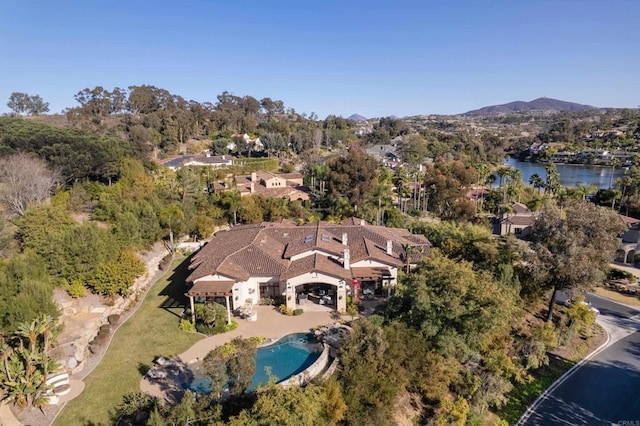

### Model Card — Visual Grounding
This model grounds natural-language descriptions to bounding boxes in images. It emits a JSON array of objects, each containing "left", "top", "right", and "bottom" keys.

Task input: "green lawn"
[
  {"left": 54, "top": 255, "right": 203, "bottom": 426},
  {"left": 496, "top": 354, "right": 576, "bottom": 424}
]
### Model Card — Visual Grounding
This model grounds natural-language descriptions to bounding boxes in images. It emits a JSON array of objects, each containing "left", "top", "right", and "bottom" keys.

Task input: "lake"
[{"left": 504, "top": 157, "right": 628, "bottom": 189}]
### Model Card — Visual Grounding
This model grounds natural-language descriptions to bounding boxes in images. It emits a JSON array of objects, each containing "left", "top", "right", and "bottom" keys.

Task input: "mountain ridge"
[{"left": 464, "top": 97, "right": 599, "bottom": 115}]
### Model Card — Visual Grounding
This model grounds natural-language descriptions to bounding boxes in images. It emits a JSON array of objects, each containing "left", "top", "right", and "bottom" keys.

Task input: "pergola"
[{"left": 185, "top": 280, "right": 234, "bottom": 325}]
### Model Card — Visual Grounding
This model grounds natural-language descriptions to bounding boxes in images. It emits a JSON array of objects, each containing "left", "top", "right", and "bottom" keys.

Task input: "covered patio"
[
  {"left": 351, "top": 266, "right": 393, "bottom": 299},
  {"left": 185, "top": 280, "right": 234, "bottom": 325}
]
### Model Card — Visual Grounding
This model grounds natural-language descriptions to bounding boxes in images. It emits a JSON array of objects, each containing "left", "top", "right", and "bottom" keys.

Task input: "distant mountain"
[
  {"left": 464, "top": 97, "right": 599, "bottom": 115},
  {"left": 348, "top": 113, "right": 368, "bottom": 121}
]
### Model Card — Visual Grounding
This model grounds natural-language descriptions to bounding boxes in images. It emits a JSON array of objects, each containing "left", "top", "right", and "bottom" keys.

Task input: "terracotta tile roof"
[
  {"left": 619, "top": 214, "right": 640, "bottom": 226},
  {"left": 187, "top": 219, "right": 431, "bottom": 284},
  {"left": 351, "top": 267, "right": 392, "bottom": 280},
  {"left": 503, "top": 215, "right": 536, "bottom": 226},
  {"left": 281, "top": 254, "right": 352, "bottom": 281}
]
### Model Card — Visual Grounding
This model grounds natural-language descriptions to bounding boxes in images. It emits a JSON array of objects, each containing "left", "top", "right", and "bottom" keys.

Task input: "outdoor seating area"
[
  {"left": 44, "top": 372, "right": 71, "bottom": 405},
  {"left": 235, "top": 299, "right": 257, "bottom": 321}
]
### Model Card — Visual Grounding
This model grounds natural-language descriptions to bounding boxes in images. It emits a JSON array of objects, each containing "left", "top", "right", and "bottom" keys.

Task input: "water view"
[{"left": 504, "top": 157, "right": 628, "bottom": 189}]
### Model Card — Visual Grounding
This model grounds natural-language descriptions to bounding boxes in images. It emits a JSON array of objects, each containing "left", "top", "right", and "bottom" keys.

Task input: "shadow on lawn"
[{"left": 157, "top": 253, "right": 197, "bottom": 317}]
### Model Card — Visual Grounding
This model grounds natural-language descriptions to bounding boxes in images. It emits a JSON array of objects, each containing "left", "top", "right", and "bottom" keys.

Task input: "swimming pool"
[
  {"left": 251, "top": 332, "right": 323, "bottom": 387},
  {"left": 186, "top": 332, "right": 323, "bottom": 393}
]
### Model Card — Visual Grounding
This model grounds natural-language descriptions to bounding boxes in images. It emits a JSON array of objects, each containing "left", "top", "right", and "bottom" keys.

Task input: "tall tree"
[
  {"left": 7, "top": 92, "right": 49, "bottom": 116},
  {"left": 527, "top": 200, "right": 625, "bottom": 321},
  {"left": 0, "top": 154, "right": 61, "bottom": 216}
]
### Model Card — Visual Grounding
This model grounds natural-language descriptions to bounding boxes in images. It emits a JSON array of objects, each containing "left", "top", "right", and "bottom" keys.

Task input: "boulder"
[{"left": 66, "top": 357, "right": 78, "bottom": 370}]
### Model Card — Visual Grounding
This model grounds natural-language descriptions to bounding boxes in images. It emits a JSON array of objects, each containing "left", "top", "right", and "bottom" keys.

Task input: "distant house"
[
  {"left": 365, "top": 144, "right": 402, "bottom": 169},
  {"left": 160, "top": 155, "right": 233, "bottom": 171},
  {"left": 211, "top": 171, "right": 310, "bottom": 202},
  {"left": 493, "top": 202, "right": 536, "bottom": 238}
]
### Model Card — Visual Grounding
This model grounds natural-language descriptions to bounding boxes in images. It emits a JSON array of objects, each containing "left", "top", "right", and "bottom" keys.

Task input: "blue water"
[
  {"left": 505, "top": 157, "right": 627, "bottom": 189},
  {"left": 186, "top": 332, "right": 322, "bottom": 394},
  {"left": 251, "top": 333, "right": 321, "bottom": 388}
]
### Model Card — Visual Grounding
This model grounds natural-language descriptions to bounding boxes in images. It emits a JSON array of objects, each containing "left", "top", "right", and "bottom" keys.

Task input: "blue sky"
[{"left": 1, "top": 0, "right": 638, "bottom": 118}]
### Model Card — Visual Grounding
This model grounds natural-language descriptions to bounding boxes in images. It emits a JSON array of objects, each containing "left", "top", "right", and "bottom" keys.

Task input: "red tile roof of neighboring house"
[
  {"left": 503, "top": 215, "right": 536, "bottom": 226},
  {"left": 619, "top": 214, "right": 640, "bottom": 226}
]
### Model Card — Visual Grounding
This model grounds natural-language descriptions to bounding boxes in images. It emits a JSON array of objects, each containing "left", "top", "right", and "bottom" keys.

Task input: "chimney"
[
  {"left": 250, "top": 182, "right": 255, "bottom": 194},
  {"left": 360, "top": 219, "right": 366, "bottom": 226},
  {"left": 251, "top": 172, "right": 257, "bottom": 182},
  {"left": 342, "top": 232, "right": 348, "bottom": 245},
  {"left": 343, "top": 249, "right": 350, "bottom": 270},
  {"left": 386, "top": 240, "right": 393, "bottom": 255}
]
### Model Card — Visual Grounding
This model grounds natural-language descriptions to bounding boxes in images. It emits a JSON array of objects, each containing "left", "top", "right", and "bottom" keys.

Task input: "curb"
[{"left": 515, "top": 321, "right": 611, "bottom": 425}]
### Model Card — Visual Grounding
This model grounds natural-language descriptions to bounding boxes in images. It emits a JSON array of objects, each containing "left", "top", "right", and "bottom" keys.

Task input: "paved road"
[{"left": 522, "top": 294, "right": 640, "bottom": 425}]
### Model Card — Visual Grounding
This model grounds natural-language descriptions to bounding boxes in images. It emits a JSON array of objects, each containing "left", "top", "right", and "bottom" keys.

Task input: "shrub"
[
  {"left": 65, "top": 279, "right": 86, "bottom": 298},
  {"left": 278, "top": 304, "right": 293, "bottom": 316},
  {"left": 607, "top": 268, "right": 635, "bottom": 282},
  {"left": 259, "top": 297, "right": 275, "bottom": 305},
  {"left": 159, "top": 254, "right": 173, "bottom": 271},
  {"left": 293, "top": 308, "right": 304, "bottom": 316},
  {"left": 107, "top": 314, "right": 120, "bottom": 325},
  {"left": 179, "top": 319, "right": 196, "bottom": 333}
]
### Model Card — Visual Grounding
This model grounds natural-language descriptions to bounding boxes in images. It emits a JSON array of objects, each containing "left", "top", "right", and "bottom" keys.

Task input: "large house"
[
  {"left": 160, "top": 154, "right": 233, "bottom": 171},
  {"left": 185, "top": 218, "right": 430, "bottom": 323},
  {"left": 211, "top": 171, "right": 310, "bottom": 202}
]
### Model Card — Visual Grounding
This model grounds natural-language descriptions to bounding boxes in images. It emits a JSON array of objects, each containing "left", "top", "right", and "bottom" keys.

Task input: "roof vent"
[
  {"left": 321, "top": 234, "right": 330, "bottom": 242},
  {"left": 304, "top": 234, "right": 314, "bottom": 244}
]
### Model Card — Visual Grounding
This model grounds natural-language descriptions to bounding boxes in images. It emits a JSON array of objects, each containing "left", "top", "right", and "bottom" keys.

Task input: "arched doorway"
[
  {"left": 627, "top": 250, "right": 636, "bottom": 264},
  {"left": 296, "top": 283, "right": 336, "bottom": 310}
]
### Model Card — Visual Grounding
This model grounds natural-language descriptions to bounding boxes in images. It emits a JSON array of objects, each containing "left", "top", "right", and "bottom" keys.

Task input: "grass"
[
  {"left": 54, "top": 255, "right": 203, "bottom": 426},
  {"left": 593, "top": 287, "right": 640, "bottom": 307},
  {"left": 497, "top": 354, "right": 576, "bottom": 425}
]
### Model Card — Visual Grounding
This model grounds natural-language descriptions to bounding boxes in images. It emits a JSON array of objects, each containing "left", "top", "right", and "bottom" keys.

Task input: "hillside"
[
  {"left": 348, "top": 113, "right": 368, "bottom": 121},
  {"left": 464, "top": 97, "right": 599, "bottom": 115}
]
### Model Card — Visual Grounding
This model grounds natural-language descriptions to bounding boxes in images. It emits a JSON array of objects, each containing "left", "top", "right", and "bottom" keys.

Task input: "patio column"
[
  {"left": 225, "top": 295, "right": 232, "bottom": 325},
  {"left": 189, "top": 295, "right": 196, "bottom": 325},
  {"left": 286, "top": 281, "right": 296, "bottom": 311}
]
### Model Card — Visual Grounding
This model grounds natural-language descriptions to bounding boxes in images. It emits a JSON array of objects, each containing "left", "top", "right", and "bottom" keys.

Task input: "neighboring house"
[
  {"left": 185, "top": 218, "right": 430, "bottom": 323},
  {"left": 211, "top": 171, "right": 311, "bottom": 202},
  {"left": 493, "top": 202, "right": 536, "bottom": 238},
  {"left": 160, "top": 155, "right": 233, "bottom": 171},
  {"left": 615, "top": 215, "right": 640, "bottom": 264},
  {"left": 365, "top": 144, "right": 402, "bottom": 169}
]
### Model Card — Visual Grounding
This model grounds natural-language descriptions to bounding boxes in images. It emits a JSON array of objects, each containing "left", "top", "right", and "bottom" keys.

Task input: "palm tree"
[
  {"left": 529, "top": 174, "right": 545, "bottom": 195},
  {"left": 609, "top": 157, "right": 621, "bottom": 189},
  {"left": 508, "top": 168, "right": 524, "bottom": 202},
  {"left": 575, "top": 182, "right": 597, "bottom": 201}
]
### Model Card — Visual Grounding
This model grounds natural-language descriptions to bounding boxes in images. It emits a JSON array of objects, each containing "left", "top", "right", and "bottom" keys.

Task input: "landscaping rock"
[{"left": 66, "top": 357, "right": 78, "bottom": 370}]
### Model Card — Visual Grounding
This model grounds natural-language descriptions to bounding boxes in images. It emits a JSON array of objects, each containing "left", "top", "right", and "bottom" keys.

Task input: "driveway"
[{"left": 520, "top": 294, "right": 640, "bottom": 425}]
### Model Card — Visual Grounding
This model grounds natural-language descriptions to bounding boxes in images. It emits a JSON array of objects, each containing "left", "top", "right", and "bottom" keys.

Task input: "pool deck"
[{"left": 140, "top": 305, "right": 346, "bottom": 400}]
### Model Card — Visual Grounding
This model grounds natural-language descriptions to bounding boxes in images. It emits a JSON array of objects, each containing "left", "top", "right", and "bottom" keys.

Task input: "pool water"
[
  {"left": 186, "top": 332, "right": 322, "bottom": 393},
  {"left": 251, "top": 332, "right": 322, "bottom": 388}
]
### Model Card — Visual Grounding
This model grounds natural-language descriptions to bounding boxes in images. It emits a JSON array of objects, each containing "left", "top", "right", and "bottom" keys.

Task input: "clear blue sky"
[{"left": 1, "top": 0, "right": 638, "bottom": 118}]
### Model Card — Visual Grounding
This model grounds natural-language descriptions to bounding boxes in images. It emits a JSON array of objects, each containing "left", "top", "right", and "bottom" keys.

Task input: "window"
[
  {"left": 514, "top": 228, "right": 522, "bottom": 235},
  {"left": 260, "top": 282, "right": 280, "bottom": 298}
]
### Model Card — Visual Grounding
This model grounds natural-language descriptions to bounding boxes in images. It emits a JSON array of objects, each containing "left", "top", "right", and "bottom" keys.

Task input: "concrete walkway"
[
  {"left": 140, "top": 305, "right": 347, "bottom": 399},
  {"left": 179, "top": 306, "right": 341, "bottom": 363}
]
